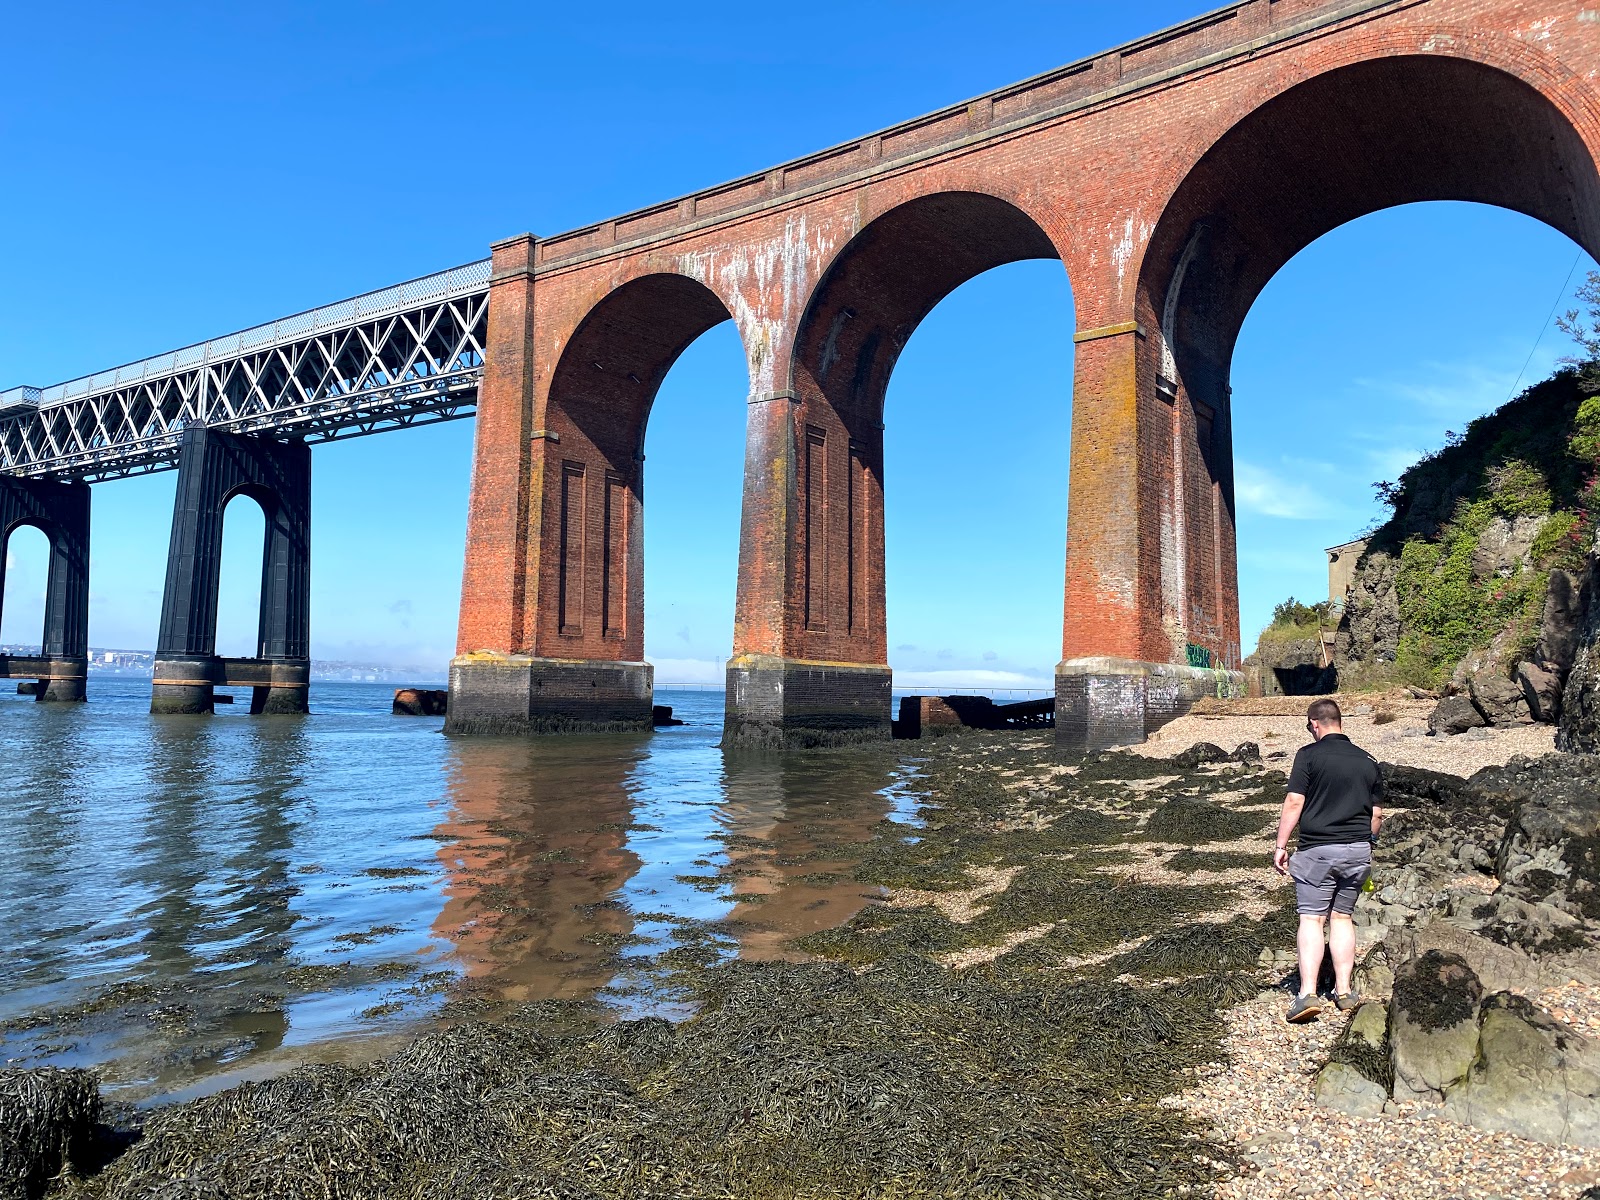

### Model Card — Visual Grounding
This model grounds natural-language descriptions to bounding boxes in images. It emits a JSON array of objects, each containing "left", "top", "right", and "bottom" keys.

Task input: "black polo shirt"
[{"left": 1286, "top": 733, "right": 1382, "bottom": 849}]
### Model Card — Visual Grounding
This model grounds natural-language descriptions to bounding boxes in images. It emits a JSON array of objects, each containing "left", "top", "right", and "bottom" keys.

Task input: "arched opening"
[
  {"left": 0, "top": 523, "right": 51, "bottom": 656},
  {"left": 214, "top": 490, "right": 269, "bottom": 662},
  {"left": 1139, "top": 53, "right": 1600, "bottom": 672},
  {"left": 541, "top": 274, "right": 743, "bottom": 675},
  {"left": 1231, "top": 202, "right": 1598, "bottom": 641},
  {"left": 787, "top": 192, "right": 1070, "bottom": 681}
]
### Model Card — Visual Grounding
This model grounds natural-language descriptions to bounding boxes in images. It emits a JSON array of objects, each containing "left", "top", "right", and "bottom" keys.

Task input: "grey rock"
[
  {"left": 1518, "top": 659, "right": 1565, "bottom": 724},
  {"left": 1169, "top": 742, "right": 1230, "bottom": 768},
  {"left": 1428, "top": 695, "right": 1486, "bottom": 736},
  {"left": 1495, "top": 766, "right": 1600, "bottom": 927},
  {"left": 1336, "top": 549, "right": 1400, "bottom": 666},
  {"left": 1316, "top": 1061, "right": 1388, "bottom": 1117},
  {"left": 1315, "top": 1001, "right": 1392, "bottom": 1117},
  {"left": 1560, "top": 544, "right": 1600, "bottom": 753},
  {"left": 1390, "top": 950, "right": 1483, "bottom": 1102},
  {"left": 1472, "top": 514, "right": 1546, "bottom": 580},
  {"left": 1348, "top": 1000, "right": 1389, "bottom": 1051},
  {"left": 1538, "top": 567, "right": 1586, "bottom": 672},
  {"left": 1232, "top": 741, "right": 1263, "bottom": 766},
  {"left": 1469, "top": 668, "right": 1533, "bottom": 727},
  {"left": 1352, "top": 944, "right": 1394, "bottom": 999},
  {"left": 1443, "top": 993, "right": 1600, "bottom": 1148},
  {"left": 1385, "top": 918, "right": 1600, "bottom": 993}
]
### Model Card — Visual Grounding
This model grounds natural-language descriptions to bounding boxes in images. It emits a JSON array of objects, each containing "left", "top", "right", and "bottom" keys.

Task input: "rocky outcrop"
[
  {"left": 1317, "top": 750, "right": 1600, "bottom": 1145},
  {"left": 1444, "top": 993, "right": 1600, "bottom": 1147},
  {"left": 1337, "top": 548, "right": 1400, "bottom": 665},
  {"left": 1560, "top": 540, "right": 1600, "bottom": 752}
]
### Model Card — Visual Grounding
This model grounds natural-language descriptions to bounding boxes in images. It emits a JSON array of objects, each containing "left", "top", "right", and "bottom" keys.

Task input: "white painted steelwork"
[{"left": 0, "top": 260, "right": 490, "bottom": 481}]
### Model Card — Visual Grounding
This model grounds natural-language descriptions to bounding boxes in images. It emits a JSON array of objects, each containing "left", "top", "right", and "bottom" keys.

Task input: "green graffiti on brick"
[{"left": 1185, "top": 644, "right": 1213, "bottom": 669}]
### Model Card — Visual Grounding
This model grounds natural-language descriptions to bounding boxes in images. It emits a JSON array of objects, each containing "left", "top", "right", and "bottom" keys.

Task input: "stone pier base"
[
  {"left": 445, "top": 654, "right": 653, "bottom": 736},
  {"left": 1056, "top": 657, "right": 1243, "bottom": 753},
  {"left": 723, "top": 655, "right": 892, "bottom": 749}
]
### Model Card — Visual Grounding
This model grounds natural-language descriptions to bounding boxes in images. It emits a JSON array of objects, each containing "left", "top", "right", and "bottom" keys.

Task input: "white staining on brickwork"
[{"left": 679, "top": 214, "right": 847, "bottom": 397}]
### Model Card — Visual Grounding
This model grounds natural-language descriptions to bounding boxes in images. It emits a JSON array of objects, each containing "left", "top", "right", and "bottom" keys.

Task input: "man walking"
[{"left": 1271, "top": 698, "right": 1383, "bottom": 1023}]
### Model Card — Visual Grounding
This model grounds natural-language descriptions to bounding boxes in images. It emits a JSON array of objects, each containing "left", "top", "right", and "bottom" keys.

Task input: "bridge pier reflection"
[
  {"left": 0, "top": 477, "right": 90, "bottom": 701},
  {"left": 151, "top": 426, "right": 311, "bottom": 715}
]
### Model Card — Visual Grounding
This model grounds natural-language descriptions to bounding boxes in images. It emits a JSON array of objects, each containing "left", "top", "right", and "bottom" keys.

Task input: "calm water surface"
[{"left": 0, "top": 681, "right": 919, "bottom": 1102}]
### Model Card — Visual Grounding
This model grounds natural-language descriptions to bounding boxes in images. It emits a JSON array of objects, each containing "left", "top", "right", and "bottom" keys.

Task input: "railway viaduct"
[{"left": 4, "top": 0, "right": 1600, "bottom": 748}]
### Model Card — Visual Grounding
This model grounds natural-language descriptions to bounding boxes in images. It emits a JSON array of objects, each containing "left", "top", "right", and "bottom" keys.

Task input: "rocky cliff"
[{"left": 1334, "top": 370, "right": 1600, "bottom": 732}]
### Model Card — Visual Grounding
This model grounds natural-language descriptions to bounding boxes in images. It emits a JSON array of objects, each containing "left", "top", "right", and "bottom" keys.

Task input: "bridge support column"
[
  {"left": 1055, "top": 319, "right": 1241, "bottom": 753},
  {"left": 721, "top": 390, "right": 892, "bottom": 750},
  {"left": 0, "top": 478, "right": 90, "bottom": 701},
  {"left": 447, "top": 234, "right": 654, "bottom": 736},
  {"left": 151, "top": 426, "right": 311, "bottom": 715}
]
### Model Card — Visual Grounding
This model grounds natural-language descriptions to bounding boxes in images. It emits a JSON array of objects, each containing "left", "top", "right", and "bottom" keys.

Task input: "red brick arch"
[
  {"left": 452, "top": 1, "right": 1600, "bottom": 747},
  {"left": 751, "top": 191, "right": 1072, "bottom": 671},
  {"left": 536, "top": 272, "right": 742, "bottom": 662},
  {"left": 1119, "top": 37, "right": 1600, "bottom": 707}
]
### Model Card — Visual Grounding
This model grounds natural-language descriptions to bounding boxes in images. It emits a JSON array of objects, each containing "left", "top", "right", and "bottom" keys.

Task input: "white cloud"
[{"left": 1235, "top": 461, "right": 1341, "bottom": 521}]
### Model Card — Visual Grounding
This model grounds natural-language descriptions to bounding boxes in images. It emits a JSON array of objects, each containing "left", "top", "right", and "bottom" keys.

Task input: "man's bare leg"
[
  {"left": 1297, "top": 914, "right": 1327, "bottom": 996},
  {"left": 1329, "top": 913, "right": 1357, "bottom": 995}
]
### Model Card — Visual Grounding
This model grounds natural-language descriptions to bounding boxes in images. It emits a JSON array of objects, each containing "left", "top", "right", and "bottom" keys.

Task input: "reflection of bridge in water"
[
  {"left": 429, "top": 731, "right": 896, "bottom": 1002},
  {"left": 7, "top": 0, "right": 1599, "bottom": 751}
]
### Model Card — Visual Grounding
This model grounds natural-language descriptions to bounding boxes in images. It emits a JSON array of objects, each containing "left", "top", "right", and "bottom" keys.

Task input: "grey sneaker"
[
  {"left": 1286, "top": 994, "right": 1324, "bottom": 1024},
  {"left": 1334, "top": 991, "right": 1360, "bottom": 1013}
]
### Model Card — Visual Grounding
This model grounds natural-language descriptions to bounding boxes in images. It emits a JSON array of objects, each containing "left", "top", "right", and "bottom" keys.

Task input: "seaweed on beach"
[
  {"left": 0, "top": 1067, "right": 102, "bottom": 1200},
  {"left": 1143, "top": 795, "right": 1270, "bottom": 843},
  {"left": 59, "top": 955, "right": 1237, "bottom": 1200},
  {"left": 36, "top": 732, "right": 1273, "bottom": 1200}
]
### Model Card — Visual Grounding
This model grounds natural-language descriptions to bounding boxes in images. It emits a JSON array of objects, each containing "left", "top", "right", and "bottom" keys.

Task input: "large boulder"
[
  {"left": 1469, "top": 668, "right": 1533, "bottom": 727},
  {"left": 1561, "top": 541, "right": 1600, "bottom": 753},
  {"left": 1389, "top": 950, "right": 1484, "bottom": 1102},
  {"left": 1444, "top": 993, "right": 1600, "bottom": 1148},
  {"left": 1518, "top": 659, "right": 1566, "bottom": 724},
  {"left": 1472, "top": 514, "right": 1547, "bottom": 580},
  {"left": 1538, "top": 567, "right": 1586, "bottom": 672},
  {"left": 1428, "top": 694, "right": 1485, "bottom": 736}
]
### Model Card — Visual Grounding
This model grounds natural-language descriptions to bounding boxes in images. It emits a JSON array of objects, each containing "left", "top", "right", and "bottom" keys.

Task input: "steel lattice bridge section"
[{"left": 0, "top": 259, "right": 490, "bottom": 482}]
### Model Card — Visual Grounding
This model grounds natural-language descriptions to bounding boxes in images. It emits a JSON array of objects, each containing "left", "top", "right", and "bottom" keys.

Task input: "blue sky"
[{"left": 1, "top": 2, "right": 1592, "bottom": 684}]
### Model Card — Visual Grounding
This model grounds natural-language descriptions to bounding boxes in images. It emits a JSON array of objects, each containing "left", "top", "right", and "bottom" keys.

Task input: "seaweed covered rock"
[
  {"left": 1493, "top": 759, "right": 1600, "bottom": 931},
  {"left": 1168, "top": 742, "right": 1231, "bottom": 769},
  {"left": 1144, "top": 794, "right": 1266, "bottom": 843},
  {"left": 1443, "top": 993, "right": 1600, "bottom": 1148},
  {"left": 1390, "top": 950, "right": 1483, "bottom": 1103},
  {"left": 0, "top": 1068, "right": 101, "bottom": 1200}
]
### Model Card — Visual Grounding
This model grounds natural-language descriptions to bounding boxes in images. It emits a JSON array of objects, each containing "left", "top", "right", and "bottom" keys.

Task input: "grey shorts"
[{"left": 1289, "top": 842, "right": 1372, "bottom": 916}]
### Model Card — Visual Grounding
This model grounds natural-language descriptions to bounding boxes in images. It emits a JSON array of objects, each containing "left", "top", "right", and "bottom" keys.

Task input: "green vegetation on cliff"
[{"left": 1353, "top": 368, "right": 1600, "bottom": 687}]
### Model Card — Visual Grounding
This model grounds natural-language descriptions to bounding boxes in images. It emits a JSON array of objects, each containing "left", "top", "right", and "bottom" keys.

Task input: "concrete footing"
[
  {"left": 1055, "top": 657, "right": 1243, "bottom": 753},
  {"left": 37, "top": 657, "right": 88, "bottom": 702},
  {"left": 151, "top": 656, "right": 310, "bottom": 715},
  {"left": 445, "top": 654, "right": 653, "bottom": 736},
  {"left": 723, "top": 655, "right": 892, "bottom": 749}
]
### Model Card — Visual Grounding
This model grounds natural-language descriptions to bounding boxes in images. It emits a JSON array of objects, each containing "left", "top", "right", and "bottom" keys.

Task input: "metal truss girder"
[{"left": 0, "top": 261, "right": 489, "bottom": 483}]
